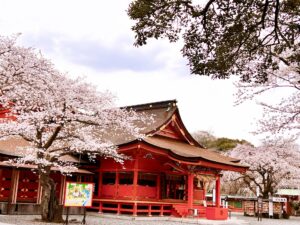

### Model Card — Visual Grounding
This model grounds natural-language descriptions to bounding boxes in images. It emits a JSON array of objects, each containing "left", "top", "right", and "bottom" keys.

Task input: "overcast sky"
[{"left": 0, "top": 0, "right": 265, "bottom": 145}]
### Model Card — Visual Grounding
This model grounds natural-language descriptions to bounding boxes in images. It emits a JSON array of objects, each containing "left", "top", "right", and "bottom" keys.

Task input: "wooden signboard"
[{"left": 64, "top": 182, "right": 94, "bottom": 207}]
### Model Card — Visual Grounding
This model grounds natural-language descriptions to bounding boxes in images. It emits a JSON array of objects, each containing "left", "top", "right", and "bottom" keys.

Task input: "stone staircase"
[
  {"left": 172, "top": 204, "right": 188, "bottom": 217},
  {"left": 172, "top": 204, "right": 206, "bottom": 218}
]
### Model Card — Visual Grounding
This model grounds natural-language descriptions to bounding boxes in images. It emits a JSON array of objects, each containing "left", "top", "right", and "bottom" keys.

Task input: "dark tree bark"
[{"left": 39, "top": 167, "right": 63, "bottom": 223}]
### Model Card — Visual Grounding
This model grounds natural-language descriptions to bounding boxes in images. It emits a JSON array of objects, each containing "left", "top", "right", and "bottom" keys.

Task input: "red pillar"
[
  {"left": 99, "top": 202, "right": 103, "bottom": 214},
  {"left": 187, "top": 173, "right": 194, "bottom": 209},
  {"left": 156, "top": 174, "right": 160, "bottom": 200},
  {"left": 117, "top": 203, "right": 121, "bottom": 215},
  {"left": 148, "top": 205, "right": 152, "bottom": 216},
  {"left": 160, "top": 205, "right": 164, "bottom": 216},
  {"left": 203, "top": 182, "right": 206, "bottom": 201},
  {"left": 115, "top": 172, "right": 119, "bottom": 199},
  {"left": 7, "top": 169, "right": 19, "bottom": 214},
  {"left": 133, "top": 154, "right": 138, "bottom": 200},
  {"left": 133, "top": 169, "right": 138, "bottom": 200},
  {"left": 133, "top": 202, "right": 137, "bottom": 216},
  {"left": 216, "top": 175, "right": 221, "bottom": 207},
  {"left": 98, "top": 172, "right": 102, "bottom": 198},
  {"left": 0, "top": 169, "right": 2, "bottom": 189}
]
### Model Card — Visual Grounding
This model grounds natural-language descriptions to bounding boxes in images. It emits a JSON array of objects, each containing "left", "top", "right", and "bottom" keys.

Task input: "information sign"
[
  {"left": 272, "top": 197, "right": 287, "bottom": 202},
  {"left": 64, "top": 182, "right": 94, "bottom": 207}
]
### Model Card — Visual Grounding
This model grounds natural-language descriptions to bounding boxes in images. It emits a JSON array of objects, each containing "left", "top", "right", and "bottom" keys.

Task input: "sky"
[{"left": 0, "top": 0, "right": 265, "bottom": 145}]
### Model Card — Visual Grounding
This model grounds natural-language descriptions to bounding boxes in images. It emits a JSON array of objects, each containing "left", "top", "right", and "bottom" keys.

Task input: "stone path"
[
  {"left": 0, "top": 213, "right": 299, "bottom": 225},
  {"left": 234, "top": 213, "right": 300, "bottom": 225}
]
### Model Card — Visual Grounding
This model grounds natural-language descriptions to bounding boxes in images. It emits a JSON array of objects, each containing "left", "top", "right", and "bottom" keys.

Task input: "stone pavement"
[
  {"left": 0, "top": 213, "right": 248, "bottom": 225},
  {"left": 96, "top": 212, "right": 249, "bottom": 224},
  {"left": 0, "top": 213, "right": 299, "bottom": 225},
  {"left": 234, "top": 213, "right": 300, "bottom": 225}
]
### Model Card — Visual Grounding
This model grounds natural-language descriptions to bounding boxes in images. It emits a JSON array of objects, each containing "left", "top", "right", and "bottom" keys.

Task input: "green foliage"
[
  {"left": 292, "top": 201, "right": 300, "bottom": 211},
  {"left": 212, "top": 138, "right": 252, "bottom": 151},
  {"left": 192, "top": 131, "right": 252, "bottom": 151},
  {"left": 128, "top": 0, "right": 300, "bottom": 83}
]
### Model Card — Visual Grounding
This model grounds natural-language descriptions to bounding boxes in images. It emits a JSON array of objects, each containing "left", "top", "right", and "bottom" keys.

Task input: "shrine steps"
[{"left": 171, "top": 204, "right": 206, "bottom": 218}]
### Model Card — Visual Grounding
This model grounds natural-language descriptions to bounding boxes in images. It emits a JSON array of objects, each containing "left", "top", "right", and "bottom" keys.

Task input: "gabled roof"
[
  {"left": 117, "top": 100, "right": 248, "bottom": 171},
  {"left": 0, "top": 137, "right": 29, "bottom": 157},
  {"left": 0, "top": 137, "right": 83, "bottom": 163},
  {"left": 116, "top": 99, "right": 202, "bottom": 147},
  {"left": 0, "top": 99, "right": 248, "bottom": 172},
  {"left": 143, "top": 136, "right": 247, "bottom": 170}
]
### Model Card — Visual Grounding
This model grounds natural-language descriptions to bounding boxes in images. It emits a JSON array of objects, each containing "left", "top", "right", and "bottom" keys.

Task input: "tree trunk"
[{"left": 40, "top": 169, "right": 64, "bottom": 222}]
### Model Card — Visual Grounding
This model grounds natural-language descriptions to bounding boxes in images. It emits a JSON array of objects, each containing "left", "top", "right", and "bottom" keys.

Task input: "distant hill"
[{"left": 192, "top": 131, "right": 253, "bottom": 152}]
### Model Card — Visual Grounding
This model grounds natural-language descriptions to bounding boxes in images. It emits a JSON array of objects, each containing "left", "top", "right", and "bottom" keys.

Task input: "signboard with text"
[
  {"left": 64, "top": 182, "right": 94, "bottom": 207},
  {"left": 272, "top": 197, "right": 287, "bottom": 203}
]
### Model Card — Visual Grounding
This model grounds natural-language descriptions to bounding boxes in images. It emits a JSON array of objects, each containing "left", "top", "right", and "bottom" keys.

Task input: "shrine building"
[{"left": 0, "top": 100, "right": 248, "bottom": 220}]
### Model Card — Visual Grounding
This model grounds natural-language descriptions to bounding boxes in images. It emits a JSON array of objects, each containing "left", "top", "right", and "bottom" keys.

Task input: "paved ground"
[
  {"left": 234, "top": 213, "right": 300, "bottom": 225},
  {"left": 0, "top": 213, "right": 299, "bottom": 225}
]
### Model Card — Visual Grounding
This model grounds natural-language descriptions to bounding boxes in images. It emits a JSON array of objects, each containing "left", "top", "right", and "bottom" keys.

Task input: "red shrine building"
[{"left": 0, "top": 100, "right": 248, "bottom": 220}]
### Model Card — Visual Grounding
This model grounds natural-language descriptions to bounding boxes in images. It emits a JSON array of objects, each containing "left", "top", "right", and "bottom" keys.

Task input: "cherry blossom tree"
[
  {"left": 0, "top": 35, "right": 148, "bottom": 222},
  {"left": 235, "top": 47, "right": 300, "bottom": 138},
  {"left": 223, "top": 141, "right": 300, "bottom": 198}
]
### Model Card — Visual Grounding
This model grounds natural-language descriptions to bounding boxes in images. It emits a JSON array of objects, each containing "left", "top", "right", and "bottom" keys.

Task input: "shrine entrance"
[{"left": 161, "top": 174, "right": 186, "bottom": 200}]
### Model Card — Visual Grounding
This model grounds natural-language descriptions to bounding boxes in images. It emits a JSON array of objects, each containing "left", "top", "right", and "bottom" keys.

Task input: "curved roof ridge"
[{"left": 121, "top": 99, "right": 177, "bottom": 111}]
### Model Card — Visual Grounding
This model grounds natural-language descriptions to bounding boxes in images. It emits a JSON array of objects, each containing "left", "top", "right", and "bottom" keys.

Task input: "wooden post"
[
  {"left": 98, "top": 202, "right": 103, "bottom": 214},
  {"left": 10, "top": 169, "right": 19, "bottom": 204},
  {"left": 133, "top": 155, "right": 138, "bottom": 200},
  {"left": 148, "top": 204, "right": 151, "bottom": 216},
  {"left": 185, "top": 174, "right": 188, "bottom": 200},
  {"left": 117, "top": 202, "right": 120, "bottom": 215},
  {"left": 36, "top": 177, "right": 42, "bottom": 204},
  {"left": 7, "top": 169, "right": 19, "bottom": 214},
  {"left": 115, "top": 172, "right": 119, "bottom": 199},
  {"left": 0, "top": 168, "right": 2, "bottom": 188},
  {"left": 160, "top": 205, "right": 164, "bottom": 216},
  {"left": 133, "top": 202, "right": 137, "bottom": 216},
  {"left": 82, "top": 207, "right": 86, "bottom": 225},
  {"left": 215, "top": 175, "right": 221, "bottom": 208},
  {"left": 156, "top": 174, "right": 160, "bottom": 200},
  {"left": 65, "top": 207, "right": 69, "bottom": 225},
  {"left": 187, "top": 173, "right": 194, "bottom": 210},
  {"left": 59, "top": 175, "right": 66, "bottom": 205},
  {"left": 133, "top": 170, "right": 138, "bottom": 199},
  {"left": 98, "top": 172, "right": 102, "bottom": 198}
]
